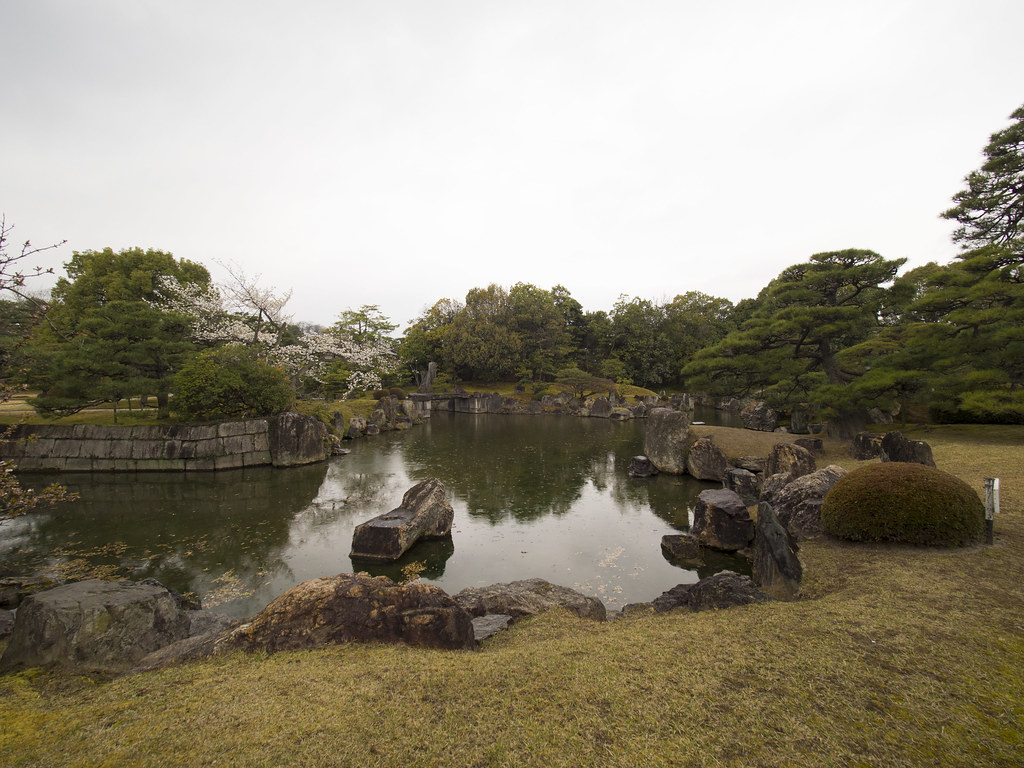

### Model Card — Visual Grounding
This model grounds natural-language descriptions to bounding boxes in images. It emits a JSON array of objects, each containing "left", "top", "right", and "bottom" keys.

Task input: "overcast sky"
[{"left": 4, "top": 1, "right": 1023, "bottom": 330}]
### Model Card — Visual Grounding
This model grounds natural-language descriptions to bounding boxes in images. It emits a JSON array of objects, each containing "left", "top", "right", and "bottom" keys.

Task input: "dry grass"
[{"left": 1, "top": 425, "right": 1022, "bottom": 767}]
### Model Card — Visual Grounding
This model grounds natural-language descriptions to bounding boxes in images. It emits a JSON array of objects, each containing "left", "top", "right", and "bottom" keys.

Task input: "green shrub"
[
  {"left": 372, "top": 389, "right": 387, "bottom": 400},
  {"left": 173, "top": 345, "right": 294, "bottom": 421},
  {"left": 821, "top": 463, "right": 985, "bottom": 546},
  {"left": 389, "top": 386, "right": 406, "bottom": 399}
]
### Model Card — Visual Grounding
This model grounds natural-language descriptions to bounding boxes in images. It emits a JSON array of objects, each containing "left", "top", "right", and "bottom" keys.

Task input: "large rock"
[
  {"left": 351, "top": 478, "right": 454, "bottom": 562},
  {"left": 589, "top": 396, "right": 613, "bottom": 418},
  {"left": 226, "top": 573, "right": 476, "bottom": 652},
  {"left": 660, "top": 533, "right": 704, "bottom": 568},
  {"left": 629, "top": 571, "right": 771, "bottom": 614},
  {"left": 691, "top": 489, "right": 754, "bottom": 552},
  {"left": 741, "top": 401, "right": 778, "bottom": 432},
  {"left": 628, "top": 455, "right": 659, "bottom": 478},
  {"left": 765, "top": 442, "right": 816, "bottom": 480},
  {"left": 643, "top": 407, "right": 691, "bottom": 474},
  {"left": 0, "top": 609, "right": 14, "bottom": 640},
  {"left": 752, "top": 502, "right": 802, "bottom": 600},
  {"left": 722, "top": 467, "right": 761, "bottom": 504},
  {"left": 0, "top": 579, "right": 191, "bottom": 675},
  {"left": 880, "top": 431, "right": 936, "bottom": 467},
  {"left": 686, "top": 571, "right": 771, "bottom": 612},
  {"left": 850, "top": 432, "right": 883, "bottom": 460},
  {"left": 269, "top": 412, "right": 330, "bottom": 467},
  {"left": 686, "top": 435, "right": 728, "bottom": 481},
  {"left": 765, "top": 464, "right": 848, "bottom": 540},
  {"left": 453, "top": 578, "right": 606, "bottom": 622}
]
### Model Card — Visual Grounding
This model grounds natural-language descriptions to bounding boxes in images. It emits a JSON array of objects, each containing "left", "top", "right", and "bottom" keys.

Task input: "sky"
[{"left": 3, "top": 1, "right": 1023, "bottom": 332}]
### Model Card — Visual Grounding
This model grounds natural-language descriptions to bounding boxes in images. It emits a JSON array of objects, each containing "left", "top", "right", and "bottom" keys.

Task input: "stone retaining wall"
[{"left": 0, "top": 412, "right": 329, "bottom": 472}]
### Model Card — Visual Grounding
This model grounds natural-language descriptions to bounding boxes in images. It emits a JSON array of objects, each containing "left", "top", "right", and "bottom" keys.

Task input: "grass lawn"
[{"left": 1, "top": 425, "right": 1022, "bottom": 767}]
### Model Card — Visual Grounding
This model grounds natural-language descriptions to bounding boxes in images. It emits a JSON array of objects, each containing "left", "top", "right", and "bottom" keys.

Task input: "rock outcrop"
[
  {"left": 722, "top": 468, "right": 760, "bottom": 504},
  {"left": 851, "top": 432, "right": 883, "bottom": 460},
  {"left": 691, "top": 489, "right": 755, "bottom": 552},
  {"left": 350, "top": 478, "right": 454, "bottom": 562},
  {"left": 643, "top": 407, "right": 691, "bottom": 474},
  {"left": 453, "top": 578, "right": 606, "bottom": 622}
]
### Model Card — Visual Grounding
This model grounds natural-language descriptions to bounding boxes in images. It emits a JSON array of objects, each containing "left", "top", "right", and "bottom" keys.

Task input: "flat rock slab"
[
  {"left": 472, "top": 614, "right": 514, "bottom": 642},
  {"left": 351, "top": 478, "right": 454, "bottom": 561},
  {"left": 454, "top": 578, "right": 607, "bottom": 622}
]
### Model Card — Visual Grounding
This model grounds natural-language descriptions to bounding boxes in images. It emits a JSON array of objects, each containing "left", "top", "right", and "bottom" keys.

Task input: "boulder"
[
  {"left": 365, "top": 423, "right": 381, "bottom": 436},
  {"left": 643, "top": 407, "right": 692, "bottom": 474},
  {"left": 722, "top": 467, "right": 760, "bottom": 504},
  {"left": 732, "top": 456, "right": 767, "bottom": 474},
  {"left": 765, "top": 464, "right": 848, "bottom": 540},
  {"left": 375, "top": 396, "right": 399, "bottom": 424},
  {"left": 793, "top": 437, "right": 824, "bottom": 455},
  {"left": 628, "top": 455, "right": 659, "bottom": 478},
  {"left": 868, "top": 407, "right": 895, "bottom": 425},
  {"left": 691, "top": 489, "right": 755, "bottom": 552},
  {"left": 269, "top": 412, "right": 330, "bottom": 467},
  {"left": 752, "top": 502, "right": 802, "bottom": 600},
  {"left": 628, "top": 571, "right": 771, "bottom": 614},
  {"left": 0, "top": 609, "right": 13, "bottom": 640},
  {"left": 741, "top": 401, "right": 778, "bottom": 432},
  {"left": 589, "top": 396, "right": 614, "bottom": 418},
  {"left": 686, "top": 435, "right": 728, "bottom": 481},
  {"left": 609, "top": 407, "right": 633, "bottom": 421},
  {"left": 660, "top": 533, "right": 704, "bottom": 568},
  {"left": 851, "top": 432, "right": 883, "bottom": 460},
  {"left": 453, "top": 578, "right": 606, "bottom": 622},
  {"left": 226, "top": 573, "right": 476, "bottom": 653},
  {"left": 0, "top": 579, "right": 191, "bottom": 675},
  {"left": 351, "top": 478, "right": 454, "bottom": 562},
  {"left": 348, "top": 416, "right": 367, "bottom": 439},
  {"left": 880, "top": 431, "right": 936, "bottom": 467},
  {"left": 789, "top": 405, "right": 810, "bottom": 435},
  {"left": 765, "top": 442, "right": 816, "bottom": 480},
  {"left": 686, "top": 571, "right": 772, "bottom": 612}
]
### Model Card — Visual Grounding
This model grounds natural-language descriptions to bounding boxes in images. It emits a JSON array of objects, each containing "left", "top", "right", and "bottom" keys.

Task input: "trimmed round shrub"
[
  {"left": 821, "top": 463, "right": 985, "bottom": 546},
  {"left": 173, "top": 345, "right": 294, "bottom": 421}
]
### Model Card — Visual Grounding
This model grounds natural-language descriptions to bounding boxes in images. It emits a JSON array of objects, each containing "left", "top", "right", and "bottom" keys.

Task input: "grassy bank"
[{"left": 1, "top": 426, "right": 1022, "bottom": 767}]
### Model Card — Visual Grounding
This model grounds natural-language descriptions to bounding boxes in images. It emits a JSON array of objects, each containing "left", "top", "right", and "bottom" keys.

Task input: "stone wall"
[{"left": 0, "top": 412, "right": 329, "bottom": 472}]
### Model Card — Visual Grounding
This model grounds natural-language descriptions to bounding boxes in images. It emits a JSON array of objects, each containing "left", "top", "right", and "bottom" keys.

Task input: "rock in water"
[
  {"left": 351, "top": 478, "right": 454, "bottom": 562},
  {"left": 691, "top": 489, "right": 755, "bottom": 552},
  {"left": 269, "top": 412, "right": 330, "bottom": 467},
  {"left": 454, "top": 578, "right": 606, "bottom": 622},
  {"left": 227, "top": 573, "right": 476, "bottom": 652},
  {"left": 752, "top": 502, "right": 802, "bottom": 600},
  {"left": 628, "top": 455, "right": 659, "bottom": 478},
  {"left": 0, "top": 579, "right": 191, "bottom": 675},
  {"left": 643, "top": 407, "right": 692, "bottom": 474}
]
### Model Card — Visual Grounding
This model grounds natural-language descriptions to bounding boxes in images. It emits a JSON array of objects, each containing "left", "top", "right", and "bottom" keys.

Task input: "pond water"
[{"left": 3, "top": 406, "right": 747, "bottom": 616}]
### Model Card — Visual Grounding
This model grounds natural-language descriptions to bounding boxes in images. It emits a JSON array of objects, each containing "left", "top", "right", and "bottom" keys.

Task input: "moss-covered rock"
[{"left": 821, "top": 463, "right": 985, "bottom": 546}]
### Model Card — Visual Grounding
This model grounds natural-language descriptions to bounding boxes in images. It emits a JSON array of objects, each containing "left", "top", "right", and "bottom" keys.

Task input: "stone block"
[
  {"left": 242, "top": 451, "right": 271, "bottom": 467},
  {"left": 214, "top": 454, "right": 244, "bottom": 471},
  {"left": 185, "top": 458, "right": 217, "bottom": 471},
  {"left": 63, "top": 458, "right": 95, "bottom": 472},
  {"left": 218, "top": 421, "right": 248, "bottom": 438},
  {"left": 351, "top": 478, "right": 454, "bottom": 562}
]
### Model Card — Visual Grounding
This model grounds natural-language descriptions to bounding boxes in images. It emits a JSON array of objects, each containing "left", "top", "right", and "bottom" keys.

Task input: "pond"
[{"left": 3, "top": 407, "right": 747, "bottom": 617}]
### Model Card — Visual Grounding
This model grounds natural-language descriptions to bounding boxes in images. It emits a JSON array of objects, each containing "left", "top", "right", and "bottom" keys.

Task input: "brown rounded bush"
[{"left": 821, "top": 462, "right": 984, "bottom": 546}]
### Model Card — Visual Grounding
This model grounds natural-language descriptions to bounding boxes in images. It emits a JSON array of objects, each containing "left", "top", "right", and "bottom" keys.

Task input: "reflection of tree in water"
[
  {"left": 611, "top": 472, "right": 713, "bottom": 531},
  {"left": 399, "top": 414, "right": 638, "bottom": 523},
  {"left": 10, "top": 463, "right": 327, "bottom": 605},
  {"left": 351, "top": 536, "right": 454, "bottom": 583}
]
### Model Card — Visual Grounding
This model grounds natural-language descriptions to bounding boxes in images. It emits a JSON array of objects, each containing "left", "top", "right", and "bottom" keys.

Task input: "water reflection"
[{"left": 6, "top": 412, "right": 750, "bottom": 615}]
